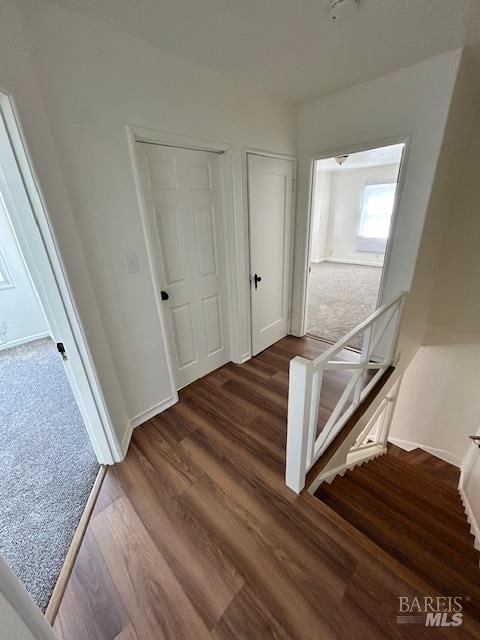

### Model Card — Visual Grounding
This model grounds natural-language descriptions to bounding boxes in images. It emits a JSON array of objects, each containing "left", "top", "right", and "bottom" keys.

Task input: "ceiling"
[
  {"left": 316, "top": 143, "right": 404, "bottom": 171},
  {"left": 42, "top": 0, "right": 480, "bottom": 103}
]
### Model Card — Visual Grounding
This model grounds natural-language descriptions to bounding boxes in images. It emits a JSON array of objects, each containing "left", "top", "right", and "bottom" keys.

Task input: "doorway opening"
[
  {"left": 306, "top": 142, "right": 405, "bottom": 349},
  {"left": 0, "top": 92, "right": 118, "bottom": 613},
  {"left": 0, "top": 158, "right": 98, "bottom": 612}
]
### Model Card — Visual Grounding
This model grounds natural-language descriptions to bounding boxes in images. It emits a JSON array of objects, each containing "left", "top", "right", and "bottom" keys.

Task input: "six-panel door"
[{"left": 141, "top": 144, "right": 229, "bottom": 389}]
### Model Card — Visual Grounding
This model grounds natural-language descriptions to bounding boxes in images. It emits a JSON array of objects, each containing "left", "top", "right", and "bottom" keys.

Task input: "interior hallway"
[
  {"left": 53, "top": 336, "right": 479, "bottom": 639},
  {"left": 307, "top": 262, "right": 383, "bottom": 348}
]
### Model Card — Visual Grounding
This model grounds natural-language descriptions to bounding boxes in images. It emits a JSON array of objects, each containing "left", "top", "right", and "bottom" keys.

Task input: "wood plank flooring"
[
  {"left": 54, "top": 337, "right": 479, "bottom": 639},
  {"left": 315, "top": 444, "right": 480, "bottom": 624}
]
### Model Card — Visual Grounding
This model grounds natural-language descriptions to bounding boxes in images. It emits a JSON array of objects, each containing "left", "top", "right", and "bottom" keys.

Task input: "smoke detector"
[{"left": 328, "top": 0, "right": 360, "bottom": 21}]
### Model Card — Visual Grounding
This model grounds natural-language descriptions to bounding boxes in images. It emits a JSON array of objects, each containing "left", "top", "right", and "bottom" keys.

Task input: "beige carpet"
[
  {"left": 0, "top": 338, "right": 98, "bottom": 610},
  {"left": 307, "top": 262, "right": 383, "bottom": 349}
]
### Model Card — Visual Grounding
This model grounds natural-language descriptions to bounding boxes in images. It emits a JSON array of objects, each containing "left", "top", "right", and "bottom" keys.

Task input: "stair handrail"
[{"left": 286, "top": 290, "right": 407, "bottom": 493}]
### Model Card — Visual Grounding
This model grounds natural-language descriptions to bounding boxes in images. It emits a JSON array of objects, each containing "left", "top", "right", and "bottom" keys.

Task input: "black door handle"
[
  {"left": 161, "top": 290, "right": 169, "bottom": 301},
  {"left": 254, "top": 274, "right": 262, "bottom": 290}
]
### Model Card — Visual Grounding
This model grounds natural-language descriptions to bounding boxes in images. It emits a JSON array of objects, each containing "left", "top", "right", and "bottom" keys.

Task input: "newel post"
[{"left": 286, "top": 357, "right": 314, "bottom": 494}]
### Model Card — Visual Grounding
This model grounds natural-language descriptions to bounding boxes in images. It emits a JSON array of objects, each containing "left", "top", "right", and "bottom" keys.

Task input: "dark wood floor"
[
  {"left": 387, "top": 442, "right": 461, "bottom": 489},
  {"left": 53, "top": 337, "right": 479, "bottom": 639},
  {"left": 315, "top": 444, "right": 480, "bottom": 623}
]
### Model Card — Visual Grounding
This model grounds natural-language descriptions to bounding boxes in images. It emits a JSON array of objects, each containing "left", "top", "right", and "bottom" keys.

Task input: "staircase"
[{"left": 314, "top": 445, "right": 480, "bottom": 621}]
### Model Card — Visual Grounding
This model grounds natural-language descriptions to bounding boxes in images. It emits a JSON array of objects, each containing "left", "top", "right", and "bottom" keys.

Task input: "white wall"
[
  {"left": 0, "top": 195, "right": 49, "bottom": 348},
  {"left": 0, "top": 0, "right": 129, "bottom": 444},
  {"left": 390, "top": 98, "right": 480, "bottom": 465},
  {"left": 13, "top": 0, "right": 296, "bottom": 426},
  {"left": 389, "top": 338, "right": 480, "bottom": 466},
  {"left": 293, "top": 49, "right": 462, "bottom": 362},
  {"left": 464, "top": 451, "right": 480, "bottom": 511},
  {"left": 462, "top": 437, "right": 480, "bottom": 545},
  {"left": 310, "top": 169, "right": 332, "bottom": 262},
  {"left": 325, "top": 163, "right": 399, "bottom": 266}
]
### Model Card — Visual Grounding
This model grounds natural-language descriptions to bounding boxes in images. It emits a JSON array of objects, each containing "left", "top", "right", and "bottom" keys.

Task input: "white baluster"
[
  {"left": 306, "top": 367, "right": 323, "bottom": 466},
  {"left": 354, "top": 324, "right": 373, "bottom": 404}
]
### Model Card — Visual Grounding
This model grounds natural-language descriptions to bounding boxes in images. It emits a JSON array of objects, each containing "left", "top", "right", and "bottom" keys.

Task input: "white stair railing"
[{"left": 286, "top": 291, "right": 407, "bottom": 493}]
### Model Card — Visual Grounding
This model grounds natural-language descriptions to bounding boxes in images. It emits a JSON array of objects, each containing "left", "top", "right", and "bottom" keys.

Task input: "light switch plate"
[{"left": 126, "top": 252, "right": 139, "bottom": 274}]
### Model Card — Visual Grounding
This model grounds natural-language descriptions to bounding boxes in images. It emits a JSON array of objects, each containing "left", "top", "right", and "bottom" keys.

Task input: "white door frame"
[
  {"left": 244, "top": 148, "right": 297, "bottom": 354},
  {"left": 0, "top": 555, "right": 57, "bottom": 640},
  {"left": 299, "top": 135, "right": 411, "bottom": 337},
  {"left": 127, "top": 125, "right": 240, "bottom": 395},
  {"left": 0, "top": 90, "right": 121, "bottom": 464}
]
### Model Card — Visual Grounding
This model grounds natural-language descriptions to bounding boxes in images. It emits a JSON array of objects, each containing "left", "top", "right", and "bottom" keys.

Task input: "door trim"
[
  {"left": 0, "top": 90, "right": 121, "bottom": 464},
  {"left": 127, "top": 125, "right": 238, "bottom": 394},
  {"left": 298, "top": 134, "right": 411, "bottom": 337},
  {"left": 245, "top": 150, "right": 297, "bottom": 355}
]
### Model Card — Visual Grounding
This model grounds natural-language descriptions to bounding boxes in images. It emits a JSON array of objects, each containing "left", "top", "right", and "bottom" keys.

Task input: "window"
[
  {"left": 0, "top": 249, "right": 13, "bottom": 289},
  {"left": 356, "top": 182, "right": 396, "bottom": 253}
]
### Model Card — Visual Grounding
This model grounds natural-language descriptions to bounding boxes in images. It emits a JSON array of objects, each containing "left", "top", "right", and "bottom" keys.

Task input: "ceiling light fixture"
[
  {"left": 328, "top": 0, "right": 360, "bottom": 21},
  {"left": 469, "top": 435, "right": 480, "bottom": 448},
  {"left": 334, "top": 155, "right": 349, "bottom": 166}
]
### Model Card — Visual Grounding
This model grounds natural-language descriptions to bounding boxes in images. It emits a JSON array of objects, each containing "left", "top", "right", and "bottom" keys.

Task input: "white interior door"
[
  {"left": 248, "top": 153, "right": 294, "bottom": 356},
  {"left": 139, "top": 144, "right": 230, "bottom": 389}
]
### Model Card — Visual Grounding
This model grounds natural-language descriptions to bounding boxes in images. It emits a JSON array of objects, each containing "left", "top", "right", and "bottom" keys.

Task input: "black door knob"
[
  {"left": 254, "top": 274, "right": 262, "bottom": 290},
  {"left": 161, "top": 290, "right": 169, "bottom": 301}
]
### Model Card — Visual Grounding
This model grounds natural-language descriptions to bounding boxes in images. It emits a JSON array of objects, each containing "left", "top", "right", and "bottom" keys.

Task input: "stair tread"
[
  {"left": 387, "top": 445, "right": 461, "bottom": 488},
  {"left": 357, "top": 459, "right": 474, "bottom": 532},
  {"left": 368, "top": 454, "right": 464, "bottom": 502},
  {"left": 314, "top": 452, "right": 480, "bottom": 621},
  {"left": 346, "top": 465, "right": 480, "bottom": 563},
  {"left": 333, "top": 473, "right": 479, "bottom": 576},
  {"left": 366, "top": 457, "right": 467, "bottom": 515},
  {"left": 316, "top": 483, "right": 480, "bottom": 620}
]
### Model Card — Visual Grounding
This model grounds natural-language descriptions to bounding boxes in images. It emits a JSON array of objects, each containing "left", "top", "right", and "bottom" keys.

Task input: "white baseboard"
[
  {"left": 308, "top": 444, "right": 386, "bottom": 494},
  {"left": 118, "top": 396, "right": 178, "bottom": 460},
  {"left": 129, "top": 395, "right": 178, "bottom": 430},
  {"left": 0, "top": 331, "right": 51, "bottom": 351},
  {"left": 459, "top": 483, "right": 480, "bottom": 557},
  {"left": 325, "top": 258, "right": 383, "bottom": 268},
  {"left": 388, "top": 437, "right": 463, "bottom": 468},
  {"left": 388, "top": 437, "right": 416, "bottom": 452},
  {"left": 310, "top": 258, "right": 326, "bottom": 264},
  {"left": 118, "top": 422, "right": 133, "bottom": 461},
  {"left": 289, "top": 329, "right": 303, "bottom": 337}
]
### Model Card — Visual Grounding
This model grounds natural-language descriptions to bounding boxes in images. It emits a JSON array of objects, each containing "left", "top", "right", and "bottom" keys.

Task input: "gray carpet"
[
  {"left": 0, "top": 338, "right": 98, "bottom": 610},
  {"left": 307, "top": 262, "right": 383, "bottom": 349}
]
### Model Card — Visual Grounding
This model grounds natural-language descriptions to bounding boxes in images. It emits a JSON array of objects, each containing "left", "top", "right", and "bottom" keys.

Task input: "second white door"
[
  {"left": 139, "top": 143, "right": 230, "bottom": 389},
  {"left": 248, "top": 153, "right": 295, "bottom": 355}
]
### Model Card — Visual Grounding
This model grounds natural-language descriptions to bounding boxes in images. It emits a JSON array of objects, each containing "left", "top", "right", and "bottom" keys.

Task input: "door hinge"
[{"left": 56, "top": 342, "right": 68, "bottom": 361}]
